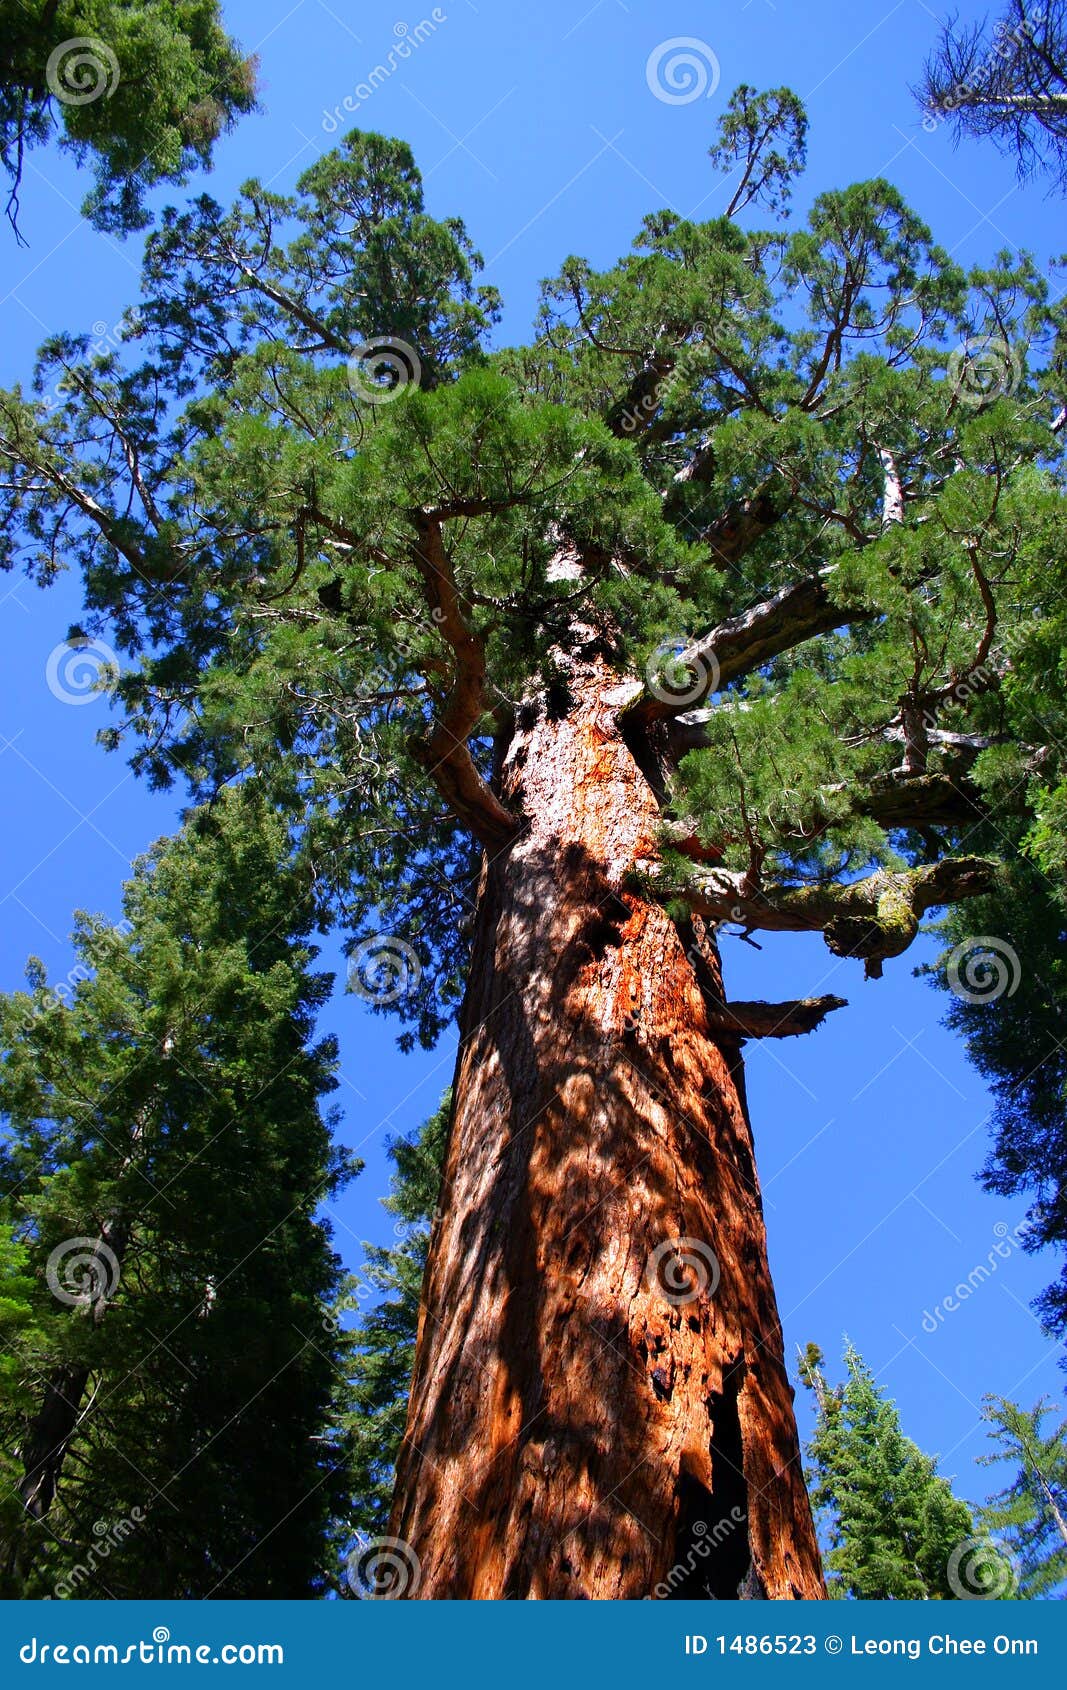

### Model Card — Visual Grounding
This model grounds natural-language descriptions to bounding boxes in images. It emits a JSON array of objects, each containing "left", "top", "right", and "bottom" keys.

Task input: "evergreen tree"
[
  {"left": 343, "top": 1094, "right": 448, "bottom": 1548},
  {"left": 979, "top": 1394, "right": 1067, "bottom": 1597},
  {"left": 919, "top": 2, "right": 1067, "bottom": 192},
  {"left": 0, "top": 0, "right": 256, "bottom": 238},
  {"left": 1, "top": 88, "right": 1064, "bottom": 1596},
  {"left": 800, "top": 1343, "right": 984, "bottom": 1600},
  {"left": 0, "top": 786, "right": 358, "bottom": 1598}
]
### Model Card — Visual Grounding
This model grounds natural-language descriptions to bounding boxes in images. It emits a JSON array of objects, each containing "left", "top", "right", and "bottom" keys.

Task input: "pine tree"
[
  {"left": 0, "top": 0, "right": 256, "bottom": 239},
  {"left": 0, "top": 786, "right": 358, "bottom": 1598},
  {"left": 1, "top": 87, "right": 1064, "bottom": 1596},
  {"left": 918, "top": 2, "right": 1067, "bottom": 192},
  {"left": 343, "top": 1094, "right": 449, "bottom": 1550},
  {"left": 979, "top": 1395, "right": 1067, "bottom": 1597},
  {"left": 800, "top": 1343, "right": 983, "bottom": 1600}
]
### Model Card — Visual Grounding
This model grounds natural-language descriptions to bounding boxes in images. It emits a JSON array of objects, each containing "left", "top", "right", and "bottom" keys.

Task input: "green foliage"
[
  {"left": 979, "top": 1395, "right": 1067, "bottom": 1597},
  {"left": 341, "top": 1092, "right": 449, "bottom": 1549},
  {"left": 1, "top": 93, "right": 1066, "bottom": 1343},
  {"left": 0, "top": 786, "right": 358, "bottom": 1597},
  {"left": 2, "top": 106, "right": 1062, "bottom": 1042},
  {"left": 802, "top": 1343, "right": 979, "bottom": 1599},
  {"left": 0, "top": 1, "right": 257, "bottom": 236}
]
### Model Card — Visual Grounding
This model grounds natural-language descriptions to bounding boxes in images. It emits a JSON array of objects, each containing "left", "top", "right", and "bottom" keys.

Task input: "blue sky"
[{"left": 1, "top": 0, "right": 1064, "bottom": 1515}]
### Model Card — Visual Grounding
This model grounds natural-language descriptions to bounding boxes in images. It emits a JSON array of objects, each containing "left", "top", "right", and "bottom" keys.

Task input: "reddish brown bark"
[{"left": 389, "top": 657, "right": 824, "bottom": 1600}]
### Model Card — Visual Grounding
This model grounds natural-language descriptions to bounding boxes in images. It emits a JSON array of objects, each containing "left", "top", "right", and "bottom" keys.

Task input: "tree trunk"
[{"left": 389, "top": 657, "right": 824, "bottom": 1599}]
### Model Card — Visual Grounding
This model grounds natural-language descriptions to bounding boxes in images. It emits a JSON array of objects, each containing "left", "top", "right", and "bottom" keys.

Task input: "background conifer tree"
[
  {"left": 0, "top": 785, "right": 358, "bottom": 1598},
  {"left": 0, "top": 0, "right": 257, "bottom": 238},
  {"left": 979, "top": 1394, "right": 1067, "bottom": 1597},
  {"left": 800, "top": 1343, "right": 984, "bottom": 1600}
]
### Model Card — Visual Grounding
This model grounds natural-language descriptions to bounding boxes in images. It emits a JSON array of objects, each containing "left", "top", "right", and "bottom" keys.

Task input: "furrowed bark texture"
[{"left": 390, "top": 658, "right": 823, "bottom": 1600}]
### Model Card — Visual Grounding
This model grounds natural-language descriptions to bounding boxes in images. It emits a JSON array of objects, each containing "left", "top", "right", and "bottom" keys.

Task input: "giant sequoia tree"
[{"left": 2, "top": 87, "right": 1065, "bottom": 1599}]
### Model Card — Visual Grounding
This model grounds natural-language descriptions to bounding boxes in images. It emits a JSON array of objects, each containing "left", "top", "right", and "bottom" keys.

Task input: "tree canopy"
[
  {"left": 0, "top": 0, "right": 256, "bottom": 238},
  {"left": 919, "top": 2, "right": 1067, "bottom": 193},
  {"left": 979, "top": 1393, "right": 1067, "bottom": 1597},
  {"left": 1, "top": 90, "right": 1064, "bottom": 1035}
]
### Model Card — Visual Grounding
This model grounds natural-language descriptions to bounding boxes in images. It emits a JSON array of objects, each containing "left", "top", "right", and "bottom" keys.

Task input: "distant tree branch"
[{"left": 918, "top": 1, "right": 1067, "bottom": 189}]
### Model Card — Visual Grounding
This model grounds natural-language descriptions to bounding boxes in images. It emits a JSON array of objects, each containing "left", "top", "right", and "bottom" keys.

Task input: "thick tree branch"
[
  {"left": 853, "top": 769, "right": 988, "bottom": 830},
  {"left": 705, "top": 994, "right": 848, "bottom": 1039},
  {"left": 644, "top": 855, "right": 999, "bottom": 977},
  {"left": 407, "top": 515, "right": 522, "bottom": 852},
  {"left": 626, "top": 572, "right": 860, "bottom": 727},
  {"left": 701, "top": 486, "right": 787, "bottom": 568}
]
